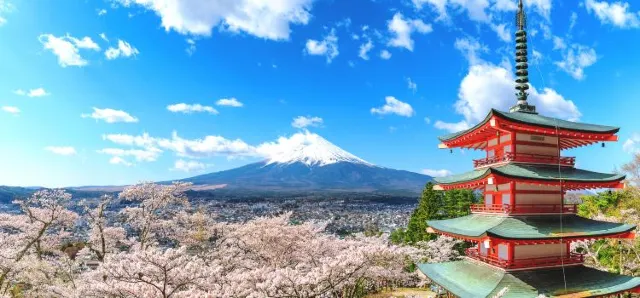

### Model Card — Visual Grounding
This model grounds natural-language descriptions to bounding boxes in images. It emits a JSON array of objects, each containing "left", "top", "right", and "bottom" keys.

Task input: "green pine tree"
[{"left": 402, "top": 182, "right": 442, "bottom": 244}]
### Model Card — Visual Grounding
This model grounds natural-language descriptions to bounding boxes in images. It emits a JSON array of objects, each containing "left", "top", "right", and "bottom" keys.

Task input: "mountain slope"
[{"left": 181, "top": 132, "right": 432, "bottom": 195}]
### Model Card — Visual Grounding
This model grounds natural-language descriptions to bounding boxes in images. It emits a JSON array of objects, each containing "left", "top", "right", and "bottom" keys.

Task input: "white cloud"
[
  {"left": 45, "top": 146, "right": 77, "bottom": 156},
  {"left": 167, "top": 103, "right": 218, "bottom": 114},
  {"left": 434, "top": 62, "right": 581, "bottom": 132},
  {"left": 102, "top": 133, "right": 156, "bottom": 147},
  {"left": 98, "top": 147, "right": 162, "bottom": 162},
  {"left": 434, "top": 120, "right": 470, "bottom": 133},
  {"left": 569, "top": 12, "right": 578, "bottom": 31},
  {"left": 624, "top": 134, "right": 640, "bottom": 154},
  {"left": 99, "top": 33, "right": 108, "bottom": 42},
  {"left": 38, "top": 34, "right": 100, "bottom": 67},
  {"left": 291, "top": 116, "right": 323, "bottom": 128},
  {"left": 490, "top": 23, "right": 511, "bottom": 42},
  {"left": 305, "top": 29, "right": 339, "bottom": 63},
  {"left": 98, "top": 9, "right": 107, "bottom": 16},
  {"left": 424, "top": 117, "right": 431, "bottom": 124},
  {"left": 105, "top": 40, "right": 139, "bottom": 60},
  {"left": 114, "top": 0, "right": 313, "bottom": 41},
  {"left": 216, "top": 98, "right": 243, "bottom": 107},
  {"left": 358, "top": 39, "right": 373, "bottom": 60},
  {"left": 407, "top": 77, "right": 417, "bottom": 93},
  {"left": 371, "top": 96, "right": 415, "bottom": 117},
  {"left": 552, "top": 36, "right": 567, "bottom": 50},
  {"left": 585, "top": 0, "right": 639, "bottom": 28},
  {"left": 454, "top": 37, "right": 488, "bottom": 66},
  {"left": 380, "top": 50, "right": 392, "bottom": 60},
  {"left": 421, "top": 168, "right": 453, "bottom": 177},
  {"left": 2, "top": 106, "right": 20, "bottom": 114},
  {"left": 172, "top": 159, "right": 206, "bottom": 172},
  {"left": 387, "top": 13, "right": 432, "bottom": 51},
  {"left": 109, "top": 156, "right": 133, "bottom": 166},
  {"left": 13, "top": 88, "right": 49, "bottom": 97},
  {"left": 81, "top": 107, "right": 139, "bottom": 123},
  {"left": 554, "top": 44, "right": 597, "bottom": 80},
  {"left": 156, "top": 131, "right": 255, "bottom": 158}
]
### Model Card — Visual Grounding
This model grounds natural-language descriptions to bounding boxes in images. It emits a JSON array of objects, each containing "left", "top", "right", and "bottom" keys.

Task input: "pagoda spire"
[{"left": 510, "top": 0, "right": 537, "bottom": 114}]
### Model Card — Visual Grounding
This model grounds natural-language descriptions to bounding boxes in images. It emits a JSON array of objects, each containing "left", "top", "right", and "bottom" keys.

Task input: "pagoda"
[{"left": 417, "top": 1, "right": 640, "bottom": 297}]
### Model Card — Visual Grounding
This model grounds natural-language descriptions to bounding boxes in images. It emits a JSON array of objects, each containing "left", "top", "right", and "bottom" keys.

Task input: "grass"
[{"left": 365, "top": 287, "right": 436, "bottom": 298}]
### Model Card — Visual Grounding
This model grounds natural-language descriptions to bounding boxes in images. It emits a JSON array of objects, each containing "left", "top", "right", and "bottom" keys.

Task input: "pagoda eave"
[
  {"left": 438, "top": 109, "right": 619, "bottom": 150},
  {"left": 428, "top": 226, "right": 636, "bottom": 244},
  {"left": 434, "top": 164, "right": 625, "bottom": 191},
  {"left": 418, "top": 260, "right": 640, "bottom": 297}
]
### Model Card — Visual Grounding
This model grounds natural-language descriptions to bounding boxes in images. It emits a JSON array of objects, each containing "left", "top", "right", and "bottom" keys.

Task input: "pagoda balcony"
[
  {"left": 470, "top": 204, "right": 578, "bottom": 214},
  {"left": 465, "top": 248, "right": 584, "bottom": 270},
  {"left": 473, "top": 152, "right": 575, "bottom": 169}
]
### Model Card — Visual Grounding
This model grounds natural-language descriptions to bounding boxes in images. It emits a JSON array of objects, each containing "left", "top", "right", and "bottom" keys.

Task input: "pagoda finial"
[{"left": 510, "top": 0, "right": 537, "bottom": 114}]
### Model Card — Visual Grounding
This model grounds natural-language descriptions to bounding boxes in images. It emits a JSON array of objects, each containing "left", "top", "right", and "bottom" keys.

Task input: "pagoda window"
[
  {"left": 488, "top": 138, "right": 499, "bottom": 147},
  {"left": 513, "top": 243, "right": 567, "bottom": 259},
  {"left": 485, "top": 194, "right": 493, "bottom": 205},
  {"left": 498, "top": 244, "right": 509, "bottom": 261},
  {"left": 499, "top": 133, "right": 511, "bottom": 144},
  {"left": 504, "top": 145, "right": 512, "bottom": 153},
  {"left": 480, "top": 243, "right": 488, "bottom": 256},
  {"left": 501, "top": 194, "right": 511, "bottom": 206},
  {"left": 487, "top": 149, "right": 495, "bottom": 157}
]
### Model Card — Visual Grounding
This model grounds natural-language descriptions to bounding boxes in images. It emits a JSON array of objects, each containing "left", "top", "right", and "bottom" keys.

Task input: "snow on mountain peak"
[{"left": 256, "top": 131, "right": 375, "bottom": 167}]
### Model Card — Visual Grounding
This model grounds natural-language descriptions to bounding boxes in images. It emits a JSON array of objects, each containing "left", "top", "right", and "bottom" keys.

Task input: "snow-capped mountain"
[
  {"left": 260, "top": 131, "right": 375, "bottom": 167},
  {"left": 181, "top": 132, "right": 432, "bottom": 195}
]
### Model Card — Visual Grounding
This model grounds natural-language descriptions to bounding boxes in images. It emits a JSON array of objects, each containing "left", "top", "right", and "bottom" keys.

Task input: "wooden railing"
[
  {"left": 473, "top": 152, "right": 575, "bottom": 168},
  {"left": 470, "top": 204, "right": 578, "bottom": 214},
  {"left": 465, "top": 248, "right": 584, "bottom": 270}
]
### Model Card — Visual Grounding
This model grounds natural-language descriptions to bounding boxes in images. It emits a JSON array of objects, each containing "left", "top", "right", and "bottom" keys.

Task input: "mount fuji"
[{"left": 180, "top": 132, "right": 432, "bottom": 195}]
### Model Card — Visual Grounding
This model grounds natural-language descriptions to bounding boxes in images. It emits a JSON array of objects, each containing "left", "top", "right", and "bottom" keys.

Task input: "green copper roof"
[
  {"left": 438, "top": 109, "right": 620, "bottom": 142},
  {"left": 427, "top": 214, "right": 635, "bottom": 240},
  {"left": 418, "top": 259, "right": 640, "bottom": 297},
  {"left": 434, "top": 164, "right": 625, "bottom": 185}
]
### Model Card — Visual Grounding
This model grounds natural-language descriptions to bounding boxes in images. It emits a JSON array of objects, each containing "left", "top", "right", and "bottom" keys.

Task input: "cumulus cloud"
[
  {"left": 387, "top": 13, "right": 432, "bottom": 51},
  {"left": 102, "top": 133, "right": 156, "bottom": 147},
  {"left": 291, "top": 116, "right": 323, "bottom": 128},
  {"left": 113, "top": 0, "right": 314, "bottom": 40},
  {"left": 172, "top": 159, "right": 206, "bottom": 172},
  {"left": 216, "top": 98, "right": 243, "bottom": 107},
  {"left": 81, "top": 107, "right": 139, "bottom": 123},
  {"left": 380, "top": 50, "right": 392, "bottom": 60},
  {"left": 585, "top": 0, "right": 639, "bottom": 28},
  {"left": 167, "top": 103, "right": 218, "bottom": 114},
  {"left": 14, "top": 88, "right": 49, "bottom": 97},
  {"left": 434, "top": 120, "right": 471, "bottom": 133},
  {"left": 156, "top": 131, "right": 255, "bottom": 158},
  {"left": 45, "top": 146, "right": 77, "bottom": 156},
  {"left": 38, "top": 34, "right": 100, "bottom": 67},
  {"left": 554, "top": 44, "right": 598, "bottom": 80},
  {"left": 1, "top": 106, "right": 19, "bottom": 114},
  {"left": 358, "top": 39, "right": 373, "bottom": 60},
  {"left": 454, "top": 37, "right": 488, "bottom": 66},
  {"left": 371, "top": 96, "right": 415, "bottom": 117},
  {"left": 105, "top": 40, "right": 139, "bottom": 60},
  {"left": 305, "top": 29, "right": 339, "bottom": 63},
  {"left": 434, "top": 48, "right": 581, "bottom": 133},
  {"left": 623, "top": 133, "right": 640, "bottom": 154},
  {"left": 98, "top": 147, "right": 162, "bottom": 162},
  {"left": 109, "top": 156, "right": 133, "bottom": 167},
  {"left": 421, "top": 168, "right": 453, "bottom": 177}
]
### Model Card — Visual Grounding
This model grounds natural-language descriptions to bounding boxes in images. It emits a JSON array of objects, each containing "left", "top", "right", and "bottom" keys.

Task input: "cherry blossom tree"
[
  {"left": 81, "top": 195, "right": 128, "bottom": 261},
  {"left": 0, "top": 189, "right": 78, "bottom": 295},
  {"left": 118, "top": 182, "right": 192, "bottom": 250}
]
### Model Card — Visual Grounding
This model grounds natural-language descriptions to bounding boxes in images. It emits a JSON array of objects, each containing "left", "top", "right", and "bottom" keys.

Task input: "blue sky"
[{"left": 1, "top": 0, "right": 640, "bottom": 187}]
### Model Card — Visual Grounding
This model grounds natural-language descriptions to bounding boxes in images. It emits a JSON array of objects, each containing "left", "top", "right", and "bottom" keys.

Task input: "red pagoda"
[{"left": 417, "top": 1, "right": 640, "bottom": 297}]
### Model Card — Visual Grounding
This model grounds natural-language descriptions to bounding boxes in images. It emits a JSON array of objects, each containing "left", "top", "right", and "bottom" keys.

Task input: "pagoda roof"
[
  {"left": 435, "top": 164, "right": 625, "bottom": 189},
  {"left": 427, "top": 214, "right": 635, "bottom": 241},
  {"left": 438, "top": 109, "right": 619, "bottom": 143},
  {"left": 418, "top": 259, "right": 640, "bottom": 297}
]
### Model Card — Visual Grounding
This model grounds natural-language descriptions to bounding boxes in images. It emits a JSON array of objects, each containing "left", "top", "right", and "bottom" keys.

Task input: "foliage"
[
  {"left": 391, "top": 182, "right": 476, "bottom": 245},
  {"left": 0, "top": 182, "right": 446, "bottom": 298}
]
